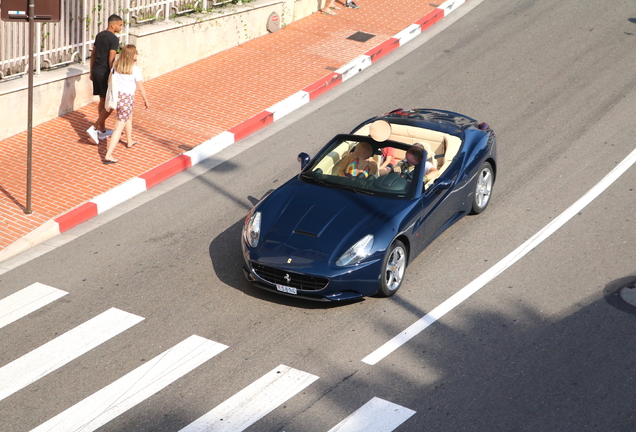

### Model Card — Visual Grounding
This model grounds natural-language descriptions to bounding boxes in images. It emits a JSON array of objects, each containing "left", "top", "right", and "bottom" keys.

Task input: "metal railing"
[{"left": 0, "top": 0, "right": 234, "bottom": 80}]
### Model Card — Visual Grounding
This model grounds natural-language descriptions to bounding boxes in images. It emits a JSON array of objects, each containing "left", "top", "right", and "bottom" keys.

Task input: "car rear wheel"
[
  {"left": 379, "top": 240, "right": 406, "bottom": 297},
  {"left": 470, "top": 162, "right": 494, "bottom": 214}
]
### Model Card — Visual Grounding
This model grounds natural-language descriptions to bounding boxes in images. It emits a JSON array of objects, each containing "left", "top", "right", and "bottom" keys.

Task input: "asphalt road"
[{"left": 2, "top": 0, "right": 636, "bottom": 430}]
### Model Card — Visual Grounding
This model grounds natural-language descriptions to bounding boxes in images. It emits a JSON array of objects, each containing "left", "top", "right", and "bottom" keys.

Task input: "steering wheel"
[{"left": 401, "top": 169, "right": 414, "bottom": 181}]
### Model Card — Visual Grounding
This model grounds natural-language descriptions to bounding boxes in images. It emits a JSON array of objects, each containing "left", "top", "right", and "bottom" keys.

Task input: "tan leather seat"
[
  {"left": 314, "top": 141, "right": 353, "bottom": 175},
  {"left": 350, "top": 121, "right": 462, "bottom": 178}
]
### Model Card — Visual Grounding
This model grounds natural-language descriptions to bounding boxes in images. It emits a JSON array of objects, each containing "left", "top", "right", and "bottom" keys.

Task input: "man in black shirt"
[{"left": 87, "top": 14, "right": 123, "bottom": 144}]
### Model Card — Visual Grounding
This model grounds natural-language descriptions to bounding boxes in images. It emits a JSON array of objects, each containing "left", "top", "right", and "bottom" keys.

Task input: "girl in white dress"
[{"left": 103, "top": 44, "right": 150, "bottom": 164}]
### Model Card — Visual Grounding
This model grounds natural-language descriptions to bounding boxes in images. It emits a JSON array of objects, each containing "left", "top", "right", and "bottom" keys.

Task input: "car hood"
[{"left": 259, "top": 180, "right": 400, "bottom": 262}]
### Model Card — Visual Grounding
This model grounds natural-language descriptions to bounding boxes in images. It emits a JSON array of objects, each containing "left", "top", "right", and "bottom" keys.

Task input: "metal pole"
[
  {"left": 25, "top": 0, "right": 35, "bottom": 215},
  {"left": 35, "top": 20, "right": 41, "bottom": 75}
]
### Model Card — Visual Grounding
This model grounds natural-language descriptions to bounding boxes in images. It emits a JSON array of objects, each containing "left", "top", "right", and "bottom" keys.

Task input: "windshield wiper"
[
  {"left": 300, "top": 173, "right": 326, "bottom": 186},
  {"left": 300, "top": 174, "right": 375, "bottom": 195},
  {"left": 329, "top": 183, "right": 375, "bottom": 195}
]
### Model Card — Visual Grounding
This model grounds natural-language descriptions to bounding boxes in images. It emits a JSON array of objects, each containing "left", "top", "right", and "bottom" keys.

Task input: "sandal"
[
  {"left": 320, "top": 9, "right": 336, "bottom": 15},
  {"left": 125, "top": 141, "right": 138, "bottom": 149}
]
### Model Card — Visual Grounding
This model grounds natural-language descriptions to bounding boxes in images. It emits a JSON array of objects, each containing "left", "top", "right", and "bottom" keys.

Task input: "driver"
[
  {"left": 393, "top": 143, "right": 439, "bottom": 183},
  {"left": 338, "top": 141, "right": 379, "bottom": 178}
]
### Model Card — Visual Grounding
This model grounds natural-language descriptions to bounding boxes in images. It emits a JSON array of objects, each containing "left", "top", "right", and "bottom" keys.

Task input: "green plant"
[{"left": 40, "top": 23, "right": 51, "bottom": 50}]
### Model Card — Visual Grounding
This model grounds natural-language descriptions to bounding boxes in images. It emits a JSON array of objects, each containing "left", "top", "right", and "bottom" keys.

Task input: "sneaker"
[
  {"left": 345, "top": 1, "right": 359, "bottom": 8},
  {"left": 86, "top": 126, "right": 100, "bottom": 144},
  {"left": 98, "top": 129, "right": 113, "bottom": 140}
]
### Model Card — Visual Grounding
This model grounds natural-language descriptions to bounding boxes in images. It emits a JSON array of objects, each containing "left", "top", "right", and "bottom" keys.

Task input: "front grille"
[{"left": 252, "top": 263, "right": 329, "bottom": 291}]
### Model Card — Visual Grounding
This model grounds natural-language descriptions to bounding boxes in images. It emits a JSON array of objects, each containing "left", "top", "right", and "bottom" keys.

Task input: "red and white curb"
[{"left": 0, "top": 0, "right": 468, "bottom": 264}]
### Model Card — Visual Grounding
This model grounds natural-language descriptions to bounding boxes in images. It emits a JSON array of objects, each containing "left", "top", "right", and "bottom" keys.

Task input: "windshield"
[{"left": 300, "top": 135, "right": 424, "bottom": 200}]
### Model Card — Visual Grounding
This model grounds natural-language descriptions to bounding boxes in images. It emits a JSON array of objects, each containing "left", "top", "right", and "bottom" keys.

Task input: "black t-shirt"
[{"left": 92, "top": 30, "right": 119, "bottom": 74}]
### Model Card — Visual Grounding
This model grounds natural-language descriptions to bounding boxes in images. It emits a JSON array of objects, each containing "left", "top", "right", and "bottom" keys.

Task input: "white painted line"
[
  {"left": 268, "top": 91, "right": 311, "bottom": 121},
  {"left": 0, "top": 308, "right": 143, "bottom": 401},
  {"left": 92, "top": 178, "right": 147, "bottom": 214},
  {"left": 186, "top": 131, "right": 236, "bottom": 166},
  {"left": 394, "top": 24, "right": 422, "bottom": 46},
  {"left": 179, "top": 364, "right": 318, "bottom": 432},
  {"left": 328, "top": 397, "right": 416, "bottom": 432},
  {"left": 31, "top": 335, "right": 228, "bottom": 432},
  {"left": 439, "top": 0, "right": 466, "bottom": 16},
  {"left": 363, "top": 146, "right": 636, "bottom": 365},
  {"left": 0, "top": 283, "right": 67, "bottom": 329},
  {"left": 337, "top": 55, "right": 373, "bottom": 82}
]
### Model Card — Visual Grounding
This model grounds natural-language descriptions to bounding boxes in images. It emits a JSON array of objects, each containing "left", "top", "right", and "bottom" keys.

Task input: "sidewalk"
[{"left": 0, "top": 0, "right": 466, "bottom": 263}]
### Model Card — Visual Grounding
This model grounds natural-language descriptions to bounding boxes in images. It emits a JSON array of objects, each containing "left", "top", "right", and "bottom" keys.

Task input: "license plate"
[{"left": 276, "top": 284, "right": 297, "bottom": 295}]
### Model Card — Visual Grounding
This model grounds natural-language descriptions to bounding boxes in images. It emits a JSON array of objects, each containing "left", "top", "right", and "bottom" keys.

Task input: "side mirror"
[
  {"left": 297, "top": 152, "right": 311, "bottom": 169},
  {"left": 427, "top": 178, "right": 452, "bottom": 194}
]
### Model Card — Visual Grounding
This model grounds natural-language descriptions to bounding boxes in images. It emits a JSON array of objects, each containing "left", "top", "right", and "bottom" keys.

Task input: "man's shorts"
[{"left": 92, "top": 69, "right": 110, "bottom": 99}]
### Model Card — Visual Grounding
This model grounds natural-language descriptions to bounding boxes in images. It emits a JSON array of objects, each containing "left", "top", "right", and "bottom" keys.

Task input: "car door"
[{"left": 410, "top": 154, "right": 465, "bottom": 255}]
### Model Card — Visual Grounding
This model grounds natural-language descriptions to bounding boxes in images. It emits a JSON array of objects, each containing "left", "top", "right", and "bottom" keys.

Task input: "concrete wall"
[{"left": 0, "top": 0, "right": 319, "bottom": 141}]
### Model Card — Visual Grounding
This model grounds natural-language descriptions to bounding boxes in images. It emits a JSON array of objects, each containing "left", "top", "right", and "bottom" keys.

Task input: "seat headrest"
[{"left": 416, "top": 141, "right": 437, "bottom": 168}]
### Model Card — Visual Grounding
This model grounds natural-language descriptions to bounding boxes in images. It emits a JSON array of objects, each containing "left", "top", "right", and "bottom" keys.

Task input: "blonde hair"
[{"left": 113, "top": 44, "right": 137, "bottom": 75}]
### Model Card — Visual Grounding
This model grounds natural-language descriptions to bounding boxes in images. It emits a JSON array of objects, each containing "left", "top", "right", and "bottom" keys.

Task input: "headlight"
[
  {"left": 337, "top": 234, "right": 374, "bottom": 266},
  {"left": 243, "top": 211, "right": 262, "bottom": 248}
]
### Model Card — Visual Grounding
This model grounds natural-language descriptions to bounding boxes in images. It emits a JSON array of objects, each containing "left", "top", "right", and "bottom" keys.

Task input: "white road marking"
[
  {"left": 92, "top": 178, "right": 147, "bottom": 213},
  {"left": 327, "top": 397, "right": 416, "bottom": 432},
  {"left": 394, "top": 24, "right": 422, "bottom": 46},
  {"left": 31, "top": 335, "right": 228, "bottom": 432},
  {"left": 363, "top": 146, "right": 636, "bottom": 365},
  {"left": 0, "top": 308, "right": 143, "bottom": 401},
  {"left": 267, "top": 91, "right": 310, "bottom": 122},
  {"left": 179, "top": 364, "right": 318, "bottom": 432},
  {"left": 0, "top": 283, "right": 67, "bottom": 329}
]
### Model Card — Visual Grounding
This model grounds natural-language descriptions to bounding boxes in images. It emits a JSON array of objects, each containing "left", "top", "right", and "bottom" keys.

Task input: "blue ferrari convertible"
[{"left": 242, "top": 109, "right": 497, "bottom": 301}]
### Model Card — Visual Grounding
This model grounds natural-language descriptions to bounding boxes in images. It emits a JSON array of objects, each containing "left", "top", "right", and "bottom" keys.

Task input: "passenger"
[
  {"left": 378, "top": 146, "right": 406, "bottom": 176},
  {"left": 393, "top": 143, "right": 439, "bottom": 183},
  {"left": 338, "top": 141, "right": 378, "bottom": 178}
]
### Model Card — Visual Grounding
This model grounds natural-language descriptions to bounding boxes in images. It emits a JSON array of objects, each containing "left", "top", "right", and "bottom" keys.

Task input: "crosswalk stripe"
[
  {"left": 179, "top": 364, "right": 319, "bottom": 432},
  {"left": 31, "top": 335, "right": 228, "bottom": 432},
  {"left": 327, "top": 397, "right": 416, "bottom": 432},
  {"left": 0, "top": 283, "right": 67, "bottom": 329},
  {"left": 0, "top": 307, "right": 143, "bottom": 402}
]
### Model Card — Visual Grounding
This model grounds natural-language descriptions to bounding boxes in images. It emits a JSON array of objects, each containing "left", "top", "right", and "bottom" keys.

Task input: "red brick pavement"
[{"left": 0, "top": 0, "right": 439, "bottom": 252}]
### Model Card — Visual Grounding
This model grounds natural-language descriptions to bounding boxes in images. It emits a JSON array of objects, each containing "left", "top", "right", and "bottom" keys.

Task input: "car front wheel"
[
  {"left": 379, "top": 240, "right": 407, "bottom": 297},
  {"left": 470, "top": 162, "right": 494, "bottom": 214}
]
